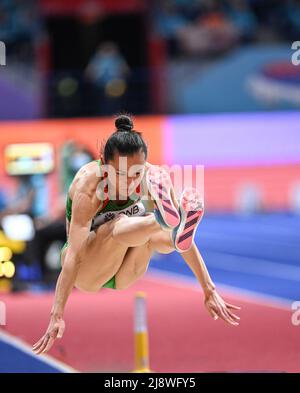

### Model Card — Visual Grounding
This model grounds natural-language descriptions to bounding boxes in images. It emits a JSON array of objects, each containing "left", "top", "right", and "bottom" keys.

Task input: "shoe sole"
[
  {"left": 173, "top": 188, "right": 204, "bottom": 252},
  {"left": 146, "top": 166, "right": 180, "bottom": 230}
]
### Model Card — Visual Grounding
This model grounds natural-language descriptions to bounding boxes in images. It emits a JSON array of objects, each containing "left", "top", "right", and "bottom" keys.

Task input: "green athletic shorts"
[{"left": 60, "top": 241, "right": 116, "bottom": 289}]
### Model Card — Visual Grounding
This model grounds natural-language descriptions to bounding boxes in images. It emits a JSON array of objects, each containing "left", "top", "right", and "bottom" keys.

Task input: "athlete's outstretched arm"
[
  {"left": 33, "top": 174, "right": 99, "bottom": 355},
  {"left": 180, "top": 243, "right": 241, "bottom": 326}
]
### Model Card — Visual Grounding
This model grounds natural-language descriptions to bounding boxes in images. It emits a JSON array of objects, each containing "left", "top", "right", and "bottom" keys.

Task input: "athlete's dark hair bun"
[
  {"left": 115, "top": 114, "right": 133, "bottom": 132},
  {"left": 104, "top": 113, "right": 147, "bottom": 162}
]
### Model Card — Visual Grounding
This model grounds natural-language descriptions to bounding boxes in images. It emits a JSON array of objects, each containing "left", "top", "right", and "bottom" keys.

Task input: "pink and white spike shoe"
[
  {"left": 173, "top": 188, "right": 204, "bottom": 252},
  {"left": 146, "top": 166, "right": 180, "bottom": 230}
]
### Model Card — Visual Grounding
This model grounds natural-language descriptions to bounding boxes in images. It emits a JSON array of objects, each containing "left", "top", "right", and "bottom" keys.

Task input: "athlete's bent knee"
[{"left": 114, "top": 263, "right": 148, "bottom": 290}]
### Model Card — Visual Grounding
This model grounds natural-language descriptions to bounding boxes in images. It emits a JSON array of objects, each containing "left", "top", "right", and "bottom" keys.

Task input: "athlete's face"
[{"left": 107, "top": 150, "right": 146, "bottom": 200}]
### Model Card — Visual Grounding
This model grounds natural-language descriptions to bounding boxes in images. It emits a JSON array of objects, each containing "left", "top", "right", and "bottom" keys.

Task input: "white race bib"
[{"left": 91, "top": 200, "right": 146, "bottom": 230}]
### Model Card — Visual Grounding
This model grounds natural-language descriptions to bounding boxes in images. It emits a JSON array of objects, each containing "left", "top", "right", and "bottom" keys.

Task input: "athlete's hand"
[
  {"left": 32, "top": 316, "right": 65, "bottom": 355},
  {"left": 204, "top": 290, "right": 241, "bottom": 326}
]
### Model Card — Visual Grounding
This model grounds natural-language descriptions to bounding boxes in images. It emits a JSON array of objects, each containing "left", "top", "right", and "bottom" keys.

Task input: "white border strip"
[
  {"left": 146, "top": 268, "right": 293, "bottom": 310},
  {"left": 0, "top": 329, "right": 78, "bottom": 373}
]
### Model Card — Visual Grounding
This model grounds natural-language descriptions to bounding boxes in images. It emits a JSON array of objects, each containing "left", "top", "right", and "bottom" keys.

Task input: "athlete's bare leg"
[
  {"left": 113, "top": 243, "right": 152, "bottom": 290},
  {"left": 61, "top": 170, "right": 180, "bottom": 292},
  {"left": 61, "top": 213, "right": 175, "bottom": 292},
  {"left": 114, "top": 230, "right": 175, "bottom": 290},
  {"left": 61, "top": 217, "right": 129, "bottom": 292},
  {"left": 111, "top": 213, "right": 162, "bottom": 247}
]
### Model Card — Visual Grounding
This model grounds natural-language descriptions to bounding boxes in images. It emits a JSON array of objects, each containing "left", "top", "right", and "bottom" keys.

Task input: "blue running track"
[{"left": 149, "top": 213, "right": 300, "bottom": 301}]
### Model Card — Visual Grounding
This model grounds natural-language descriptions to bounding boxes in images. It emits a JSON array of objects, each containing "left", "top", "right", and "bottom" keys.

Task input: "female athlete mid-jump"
[{"left": 33, "top": 114, "right": 240, "bottom": 355}]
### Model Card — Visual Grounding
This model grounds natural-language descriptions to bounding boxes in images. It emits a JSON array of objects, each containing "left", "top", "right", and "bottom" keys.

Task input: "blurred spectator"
[
  {"left": 0, "top": 174, "right": 46, "bottom": 286},
  {"left": 0, "top": 142, "right": 94, "bottom": 285},
  {"left": 0, "top": 175, "right": 46, "bottom": 220},
  {"left": 0, "top": 1, "right": 15, "bottom": 45},
  {"left": 153, "top": 0, "right": 297, "bottom": 58},
  {"left": 154, "top": 0, "right": 189, "bottom": 55},
  {"left": 33, "top": 142, "right": 95, "bottom": 282},
  {"left": 227, "top": 0, "right": 257, "bottom": 42},
  {"left": 177, "top": 0, "right": 239, "bottom": 56},
  {"left": 273, "top": 0, "right": 300, "bottom": 40},
  {"left": 171, "top": 0, "right": 204, "bottom": 21},
  {"left": 0, "top": 0, "right": 42, "bottom": 64},
  {"left": 155, "top": 1, "right": 180, "bottom": 39},
  {"left": 85, "top": 42, "right": 130, "bottom": 115},
  {"left": 60, "top": 141, "right": 95, "bottom": 195}
]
